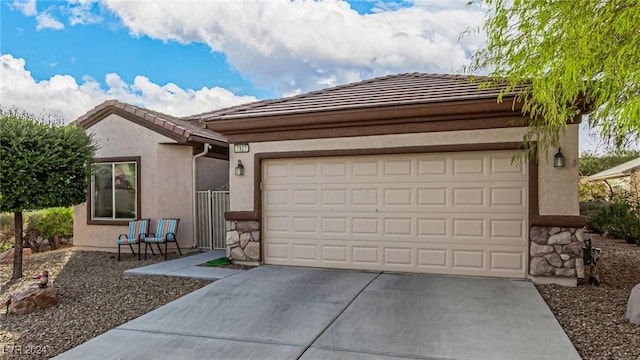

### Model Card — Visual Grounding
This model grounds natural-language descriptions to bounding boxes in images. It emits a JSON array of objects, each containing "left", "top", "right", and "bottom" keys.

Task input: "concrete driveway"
[{"left": 55, "top": 266, "right": 580, "bottom": 360}]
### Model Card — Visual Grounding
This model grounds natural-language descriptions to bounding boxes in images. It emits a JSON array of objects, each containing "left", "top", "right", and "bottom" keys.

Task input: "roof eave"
[{"left": 204, "top": 97, "right": 525, "bottom": 136}]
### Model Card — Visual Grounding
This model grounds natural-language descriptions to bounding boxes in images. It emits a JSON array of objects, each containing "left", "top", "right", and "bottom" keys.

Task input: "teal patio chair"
[
  {"left": 144, "top": 218, "right": 182, "bottom": 261},
  {"left": 117, "top": 219, "right": 150, "bottom": 261}
]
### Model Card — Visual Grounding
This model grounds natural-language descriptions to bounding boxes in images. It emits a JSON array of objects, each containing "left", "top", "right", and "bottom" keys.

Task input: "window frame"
[{"left": 87, "top": 156, "right": 141, "bottom": 225}]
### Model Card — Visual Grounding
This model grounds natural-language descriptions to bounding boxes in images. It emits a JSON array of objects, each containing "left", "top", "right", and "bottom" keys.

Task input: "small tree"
[
  {"left": 466, "top": 0, "right": 640, "bottom": 153},
  {"left": 0, "top": 109, "right": 95, "bottom": 279}
]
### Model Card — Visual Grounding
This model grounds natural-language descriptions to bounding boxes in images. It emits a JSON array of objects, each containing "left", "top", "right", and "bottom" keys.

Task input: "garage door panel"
[
  {"left": 263, "top": 151, "right": 527, "bottom": 278},
  {"left": 383, "top": 248, "right": 413, "bottom": 266}
]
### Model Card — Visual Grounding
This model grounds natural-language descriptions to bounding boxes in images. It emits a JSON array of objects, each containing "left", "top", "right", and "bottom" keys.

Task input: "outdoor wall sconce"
[
  {"left": 235, "top": 160, "right": 245, "bottom": 176},
  {"left": 554, "top": 147, "right": 566, "bottom": 168}
]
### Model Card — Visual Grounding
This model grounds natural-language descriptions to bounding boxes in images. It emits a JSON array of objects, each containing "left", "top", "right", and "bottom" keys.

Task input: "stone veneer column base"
[
  {"left": 529, "top": 226, "right": 585, "bottom": 284},
  {"left": 226, "top": 220, "right": 260, "bottom": 263}
]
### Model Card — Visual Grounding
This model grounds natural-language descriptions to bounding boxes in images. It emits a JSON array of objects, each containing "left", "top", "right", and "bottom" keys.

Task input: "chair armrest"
[
  {"left": 166, "top": 232, "right": 177, "bottom": 241},
  {"left": 118, "top": 234, "right": 128, "bottom": 240}
]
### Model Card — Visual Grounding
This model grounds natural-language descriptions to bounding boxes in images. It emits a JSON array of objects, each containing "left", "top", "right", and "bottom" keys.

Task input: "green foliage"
[
  {"left": 37, "top": 207, "right": 73, "bottom": 239},
  {"left": 0, "top": 213, "right": 13, "bottom": 228},
  {"left": 466, "top": 0, "right": 640, "bottom": 153},
  {"left": 580, "top": 200, "right": 607, "bottom": 220},
  {"left": 0, "top": 109, "right": 96, "bottom": 212},
  {"left": 587, "top": 197, "right": 640, "bottom": 245},
  {"left": 579, "top": 150, "right": 640, "bottom": 176}
]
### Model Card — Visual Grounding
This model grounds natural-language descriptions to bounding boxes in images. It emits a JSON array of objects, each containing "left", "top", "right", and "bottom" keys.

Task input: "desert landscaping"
[{"left": 0, "top": 233, "right": 638, "bottom": 359}]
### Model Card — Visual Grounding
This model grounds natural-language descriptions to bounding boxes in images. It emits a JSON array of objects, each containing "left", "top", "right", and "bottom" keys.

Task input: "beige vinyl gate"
[{"left": 262, "top": 151, "right": 528, "bottom": 278}]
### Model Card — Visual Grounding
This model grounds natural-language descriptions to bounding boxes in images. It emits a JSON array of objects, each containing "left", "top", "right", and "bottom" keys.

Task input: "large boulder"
[
  {"left": 627, "top": 283, "right": 640, "bottom": 325},
  {"left": 0, "top": 248, "right": 32, "bottom": 264},
  {"left": 8, "top": 283, "right": 57, "bottom": 315}
]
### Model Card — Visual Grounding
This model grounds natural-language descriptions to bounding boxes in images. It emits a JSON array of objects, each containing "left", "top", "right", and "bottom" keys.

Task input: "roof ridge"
[{"left": 193, "top": 73, "right": 441, "bottom": 120}]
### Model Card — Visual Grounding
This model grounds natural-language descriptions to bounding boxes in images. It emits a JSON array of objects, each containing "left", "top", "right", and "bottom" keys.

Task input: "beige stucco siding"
[
  {"left": 229, "top": 124, "right": 580, "bottom": 216},
  {"left": 196, "top": 157, "right": 229, "bottom": 190},
  {"left": 73, "top": 114, "right": 197, "bottom": 252}
]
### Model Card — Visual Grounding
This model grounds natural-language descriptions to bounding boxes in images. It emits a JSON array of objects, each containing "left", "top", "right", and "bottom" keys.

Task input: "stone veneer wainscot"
[
  {"left": 530, "top": 226, "right": 585, "bottom": 279},
  {"left": 226, "top": 220, "right": 260, "bottom": 262}
]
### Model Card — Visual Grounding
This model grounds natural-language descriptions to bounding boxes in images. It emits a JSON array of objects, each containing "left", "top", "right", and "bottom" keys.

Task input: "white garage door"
[{"left": 262, "top": 151, "right": 528, "bottom": 278}]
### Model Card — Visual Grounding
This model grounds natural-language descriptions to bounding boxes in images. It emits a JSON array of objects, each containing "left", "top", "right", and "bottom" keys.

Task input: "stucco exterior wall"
[
  {"left": 73, "top": 114, "right": 197, "bottom": 252},
  {"left": 196, "top": 157, "right": 229, "bottom": 190},
  {"left": 229, "top": 124, "right": 580, "bottom": 216}
]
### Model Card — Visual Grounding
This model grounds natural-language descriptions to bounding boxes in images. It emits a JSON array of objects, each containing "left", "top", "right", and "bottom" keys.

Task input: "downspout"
[{"left": 192, "top": 143, "right": 211, "bottom": 248}]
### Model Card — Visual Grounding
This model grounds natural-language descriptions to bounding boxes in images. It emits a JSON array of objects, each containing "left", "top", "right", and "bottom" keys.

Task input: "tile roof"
[
  {"left": 589, "top": 157, "right": 640, "bottom": 180},
  {"left": 194, "top": 73, "right": 526, "bottom": 121},
  {"left": 74, "top": 100, "right": 227, "bottom": 144}
]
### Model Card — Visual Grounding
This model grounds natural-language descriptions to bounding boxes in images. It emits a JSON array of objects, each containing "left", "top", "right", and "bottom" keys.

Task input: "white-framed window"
[{"left": 90, "top": 158, "right": 139, "bottom": 222}]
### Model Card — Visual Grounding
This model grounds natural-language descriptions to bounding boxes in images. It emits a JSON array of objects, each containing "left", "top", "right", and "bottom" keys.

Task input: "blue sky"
[{"left": 0, "top": 0, "right": 604, "bottom": 152}]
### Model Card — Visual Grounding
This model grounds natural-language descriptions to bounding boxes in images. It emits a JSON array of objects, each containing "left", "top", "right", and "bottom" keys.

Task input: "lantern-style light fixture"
[
  {"left": 235, "top": 160, "right": 245, "bottom": 176},
  {"left": 554, "top": 148, "right": 565, "bottom": 168}
]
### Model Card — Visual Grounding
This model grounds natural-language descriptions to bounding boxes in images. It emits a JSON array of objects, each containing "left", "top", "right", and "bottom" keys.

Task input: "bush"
[
  {"left": 37, "top": 207, "right": 73, "bottom": 249},
  {"left": 24, "top": 211, "right": 45, "bottom": 252},
  {"left": 587, "top": 197, "right": 640, "bottom": 245},
  {"left": 0, "top": 213, "right": 15, "bottom": 252},
  {"left": 580, "top": 201, "right": 607, "bottom": 219},
  {"left": 22, "top": 208, "right": 73, "bottom": 251}
]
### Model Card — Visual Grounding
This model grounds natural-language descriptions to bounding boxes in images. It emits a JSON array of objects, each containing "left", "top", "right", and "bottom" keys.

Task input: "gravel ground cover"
[
  {"left": 0, "top": 236, "right": 638, "bottom": 359},
  {"left": 536, "top": 234, "right": 640, "bottom": 360},
  {"left": 0, "top": 249, "right": 210, "bottom": 359}
]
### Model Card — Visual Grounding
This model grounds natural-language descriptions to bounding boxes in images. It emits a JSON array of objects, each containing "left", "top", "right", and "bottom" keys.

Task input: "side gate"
[{"left": 196, "top": 190, "right": 230, "bottom": 250}]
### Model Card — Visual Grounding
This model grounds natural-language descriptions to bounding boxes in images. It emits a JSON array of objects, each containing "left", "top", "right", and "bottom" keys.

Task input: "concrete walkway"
[
  {"left": 123, "top": 250, "right": 241, "bottom": 280},
  {"left": 55, "top": 266, "right": 581, "bottom": 360}
]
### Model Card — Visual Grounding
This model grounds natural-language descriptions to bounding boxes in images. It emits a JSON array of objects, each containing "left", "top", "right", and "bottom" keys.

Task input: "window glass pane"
[
  {"left": 92, "top": 163, "right": 113, "bottom": 219},
  {"left": 114, "top": 163, "right": 136, "bottom": 219}
]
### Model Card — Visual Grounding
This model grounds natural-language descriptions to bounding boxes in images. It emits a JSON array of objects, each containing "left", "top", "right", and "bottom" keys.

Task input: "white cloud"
[
  {"left": 36, "top": 12, "right": 65, "bottom": 30},
  {"left": 9, "top": 0, "right": 37, "bottom": 17},
  {"left": 103, "top": 0, "right": 485, "bottom": 94},
  {"left": 0, "top": 54, "right": 257, "bottom": 122},
  {"left": 67, "top": 0, "right": 103, "bottom": 26}
]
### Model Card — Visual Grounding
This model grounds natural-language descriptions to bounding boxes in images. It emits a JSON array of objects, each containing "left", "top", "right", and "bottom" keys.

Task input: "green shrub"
[
  {"left": 587, "top": 197, "right": 640, "bottom": 245},
  {"left": 580, "top": 201, "right": 607, "bottom": 219},
  {"left": 38, "top": 207, "right": 73, "bottom": 238},
  {"left": 0, "top": 213, "right": 13, "bottom": 227}
]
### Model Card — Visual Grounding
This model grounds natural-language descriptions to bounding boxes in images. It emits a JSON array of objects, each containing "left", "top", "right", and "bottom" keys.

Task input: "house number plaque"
[{"left": 234, "top": 143, "right": 250, "bottom": 153}]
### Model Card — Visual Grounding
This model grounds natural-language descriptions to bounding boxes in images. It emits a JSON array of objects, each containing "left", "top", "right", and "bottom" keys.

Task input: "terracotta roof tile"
[
  {"left": 74, "top": 100, "right": 227, "bottom": 145},
  {"left": 196, "top": 73, "right": 526, "bottom": 121}
]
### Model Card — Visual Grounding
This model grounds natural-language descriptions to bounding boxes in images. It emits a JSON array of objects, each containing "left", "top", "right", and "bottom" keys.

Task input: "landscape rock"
[
  {"left": 0, "top": 248, "right": 33, "bottom": 264},
  {"left": 548, "top": 231, "right": 572, "bottom": 245},
  {"left": 627, "top": 284, "right": 640, "bottom": 325},
  {"left": 530, "top": 243, "right": 554, "bottom": 257},
  {"left": 530, "top": 257, "right": 554, "bottom": 276},
  {"left": 8, "top": 282, "right": 57, "bottom": 315}
]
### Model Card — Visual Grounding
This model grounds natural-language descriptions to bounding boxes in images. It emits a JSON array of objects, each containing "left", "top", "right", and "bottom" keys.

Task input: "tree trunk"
[
  {"left": 50, "top": 235, "right": 60, "bottom": 250},
  {"left": 12, "top": 212, "right": 23, "bottom": 280}
]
